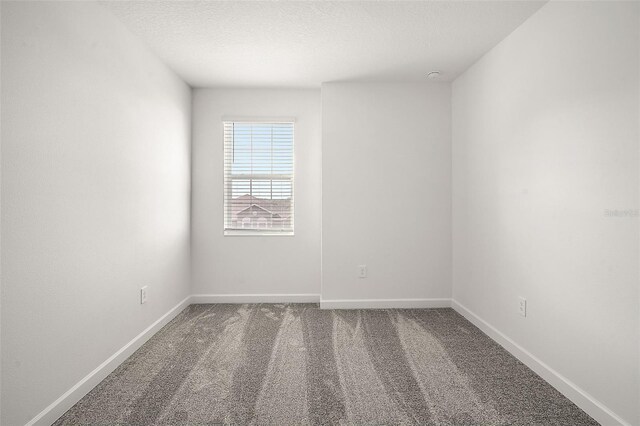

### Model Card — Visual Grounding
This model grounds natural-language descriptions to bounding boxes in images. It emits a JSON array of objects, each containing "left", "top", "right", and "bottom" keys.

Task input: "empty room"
[{"left": 1, "top": 0, "right": 638, "bottom": 425}]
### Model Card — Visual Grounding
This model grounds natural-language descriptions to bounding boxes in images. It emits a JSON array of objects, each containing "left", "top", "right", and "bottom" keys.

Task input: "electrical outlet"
[
  {"left": 518, "top": 297, "right": 527, "bottom": 317},
  {"left": 358, "top": 265, "right": 367, "bottom": 278},
  {"left": 140, "top": 286, "right": 148, "bottom": 304}
]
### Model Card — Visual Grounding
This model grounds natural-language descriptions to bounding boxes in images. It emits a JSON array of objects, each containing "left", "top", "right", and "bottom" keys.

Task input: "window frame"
[{"left": 222, "top": 119, "right": 295, "bottom": 237}]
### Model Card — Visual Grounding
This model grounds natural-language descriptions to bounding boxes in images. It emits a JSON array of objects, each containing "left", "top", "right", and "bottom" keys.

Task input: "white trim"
[
  {"left": 25, "top": 296, "right": 192, "bottom": 426},
  {"left": 320, "top": 298, "right": 451, "bottom": 310},
  {"left": 190, "top": 293, "right": 321, "bottom": 304},
  {"left": 223, "top": 230, "right": 294, "bottom": 237},
  {"left": 27, "top": 296, "right": 623, "bottom": 426},
  {"left": 221, "top": 116, "right": 296, "bottom": 123},
  {"left": 451, "top": 299, "right": 631, "bottom": 426}
]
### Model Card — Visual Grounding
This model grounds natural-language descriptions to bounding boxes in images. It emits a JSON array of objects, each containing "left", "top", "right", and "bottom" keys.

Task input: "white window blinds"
[{"left": 223, "top": 121, "right": 294, "bottom": 235}]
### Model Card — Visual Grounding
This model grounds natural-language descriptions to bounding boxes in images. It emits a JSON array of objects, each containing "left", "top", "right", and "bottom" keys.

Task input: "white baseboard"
[
  {"left": 451, "top": 299, "right": 630, "bottom": 426},
  {"left": 190, "top": 293, "right": 321, "bottom": 304},
  {"left": 26, "top": 296, "right": 192, "bottom": 426},
  {"left": 320, "top": 298, "right": 451, "bottom": 310},
  {"left": 30, "top": 295, "right": 622, "bottom": 426}
]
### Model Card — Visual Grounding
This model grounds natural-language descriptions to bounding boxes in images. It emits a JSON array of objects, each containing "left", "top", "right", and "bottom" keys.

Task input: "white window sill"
[{"left": 224, "top": 230, "right": 294, "bottom": 237}]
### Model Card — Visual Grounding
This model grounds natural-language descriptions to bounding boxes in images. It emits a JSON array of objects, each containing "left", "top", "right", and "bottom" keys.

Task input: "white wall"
[
  {"left": 0, "top": 2, "right": 191, "bottom": 425},
  {"left": 191, "top": 89, "right": 321, "bottom": 297},
  {"left": 322, "top": 82, "right": 451, "bottom": 305},
  {"left": 452, "top": 2, "right": 639, "bottom": 424}
]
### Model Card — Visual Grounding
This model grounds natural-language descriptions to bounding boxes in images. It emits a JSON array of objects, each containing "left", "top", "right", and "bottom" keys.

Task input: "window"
[{"left": 224, "top": 121, "right": 294, "bottom": 235}]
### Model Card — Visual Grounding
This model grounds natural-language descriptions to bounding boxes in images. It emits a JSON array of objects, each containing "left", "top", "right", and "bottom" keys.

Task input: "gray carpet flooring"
[{"left": 54, "top": 304, "right": 599, "bottom": 425}]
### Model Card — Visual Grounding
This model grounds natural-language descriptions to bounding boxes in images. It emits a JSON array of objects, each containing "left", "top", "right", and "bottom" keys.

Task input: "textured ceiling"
[{"left": 100, "top": 1, "right": 546, "bottom": 88}]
